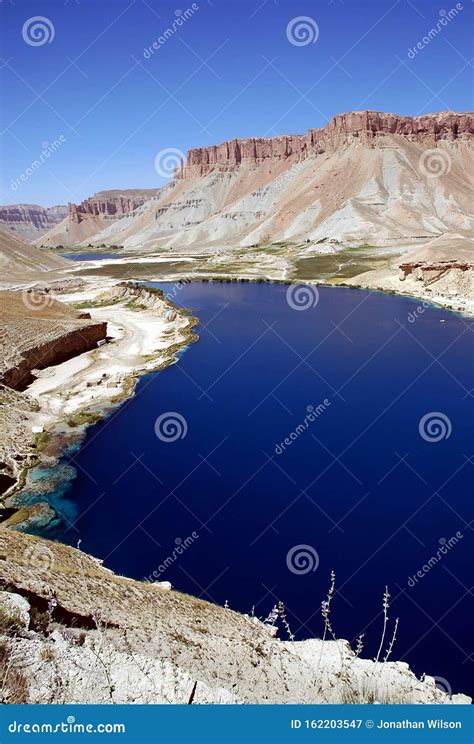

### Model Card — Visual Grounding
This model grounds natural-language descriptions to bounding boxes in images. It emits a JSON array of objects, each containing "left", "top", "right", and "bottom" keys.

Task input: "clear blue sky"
[{"left": 0, "top": 0, "right": 472, "bottom": 206}]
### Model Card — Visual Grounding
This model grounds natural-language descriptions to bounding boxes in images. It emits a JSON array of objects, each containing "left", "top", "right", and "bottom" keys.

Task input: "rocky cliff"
[
  {"left": 36, "top": 190, "right": 158, "bottom": 247},
  {"left": 0, "top": 204, "right": 68, "bottom": 242},
  {"left": 1, "top": 322, "right": 107, "bottom": 391},
  {"left": 0, "top": 290, "right": 107, "bottom": 391},
  {"left": 83, "top": 109, "right": 473, "bottom": 252},
  {"left": 399, "top": 259, "right": 471, "bottom": 283},
  {"left": 182, "top": 111, "right": 472, "bottom": 177},
  {"left": 69, "top": 189, "right": 157, "bottom": 224}
]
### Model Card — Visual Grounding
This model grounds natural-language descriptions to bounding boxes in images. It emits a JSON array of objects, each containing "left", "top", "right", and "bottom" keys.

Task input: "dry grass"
[{"left": 0, "top": 641, "right": 29, "bottom": 703}]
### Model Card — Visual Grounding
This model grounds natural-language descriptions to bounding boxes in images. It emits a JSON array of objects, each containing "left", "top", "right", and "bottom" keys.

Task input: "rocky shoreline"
[
  {"left": 2, "top": 264, "right": 471, "bottom": 535},
  {"left": 0, "top": 281, "right": 198, "bottom": 531}
]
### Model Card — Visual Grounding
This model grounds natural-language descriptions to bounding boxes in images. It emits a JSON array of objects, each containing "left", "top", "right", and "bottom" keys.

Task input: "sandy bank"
[
  {"left": 0, "top": 280, "right": 196, "bottom": 527},
  {"left": 26, "top": 280, "right": 196, "bottom": 428}
]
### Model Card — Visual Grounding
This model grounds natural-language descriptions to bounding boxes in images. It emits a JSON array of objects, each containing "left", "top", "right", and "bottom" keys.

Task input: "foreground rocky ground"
[{"left": 0, "top": 527, "right": 470, "bottom": 705}]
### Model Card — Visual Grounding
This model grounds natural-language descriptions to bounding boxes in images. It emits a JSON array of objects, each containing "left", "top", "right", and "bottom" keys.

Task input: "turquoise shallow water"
[{"left": 29, "top": 282, "right": 474, "bottom": 696}]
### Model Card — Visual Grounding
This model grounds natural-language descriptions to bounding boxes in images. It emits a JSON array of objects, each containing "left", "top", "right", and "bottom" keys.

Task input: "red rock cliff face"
[
  {"left": 69, "top": 190, "right": 156, "bottom": 225},
  {"left": 180, "top": 111, "right": 473, "bottom": 177}
]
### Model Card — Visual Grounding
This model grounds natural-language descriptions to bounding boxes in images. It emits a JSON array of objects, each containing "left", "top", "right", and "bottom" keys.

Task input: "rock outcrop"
[
  {"left": 181, "top": 111, "right": 473, "bottom": 177},
  {"left": 83, "top": 109, "right": 473, "bottom": 252},
  {"left": 69, "top": 189, "right": 157, "bottom": 225},
  {"left": 399, "top": 260, "right": 472, "bottom": 283},
  {"left": 0, "top": 204, "right": 67, "bottom": 242},
  {"left": 1, "top": 322, "right": 107, "bottom": 391},
  {"left": 0, "top": 290, "right": 107, "bottom": 391}
]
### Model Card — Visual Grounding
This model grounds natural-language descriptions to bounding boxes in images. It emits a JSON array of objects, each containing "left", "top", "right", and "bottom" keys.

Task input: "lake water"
[
  {"left": 32, "top": 282, "right": 474, "bottom": 696},
  {"left": 63, "top": 252, "right": 125, "bottom": 261}
]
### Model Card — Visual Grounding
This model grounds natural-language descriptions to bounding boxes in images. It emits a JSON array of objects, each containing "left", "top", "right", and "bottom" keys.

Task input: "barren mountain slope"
[
  {"left": 37, "top": 189, "right": 158, "bottom": 248},
  {"left": 0, "top": 228, "right": 70, "bottom": 284},
  {"left": 0, "top": 204, "right": 67, "bottom": 242},
  {"left": 38, "top": 211, "right": 107, "bottom": 248},
  {"left": 84, "top": 111, "right": 473, "bottom": 253}
]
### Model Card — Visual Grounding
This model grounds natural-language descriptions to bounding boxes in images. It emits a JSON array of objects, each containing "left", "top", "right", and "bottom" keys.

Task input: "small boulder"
[{"left": 0, "top": 592, "right": 30, "bottom": 631}]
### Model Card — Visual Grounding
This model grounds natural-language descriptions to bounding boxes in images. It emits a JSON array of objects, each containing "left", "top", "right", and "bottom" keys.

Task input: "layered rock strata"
[
  {"left": 0, "top": 291, "right": 107, "bottom": 391},
  {"left": 69, "top": 190, "right": 157, "bottom": 224},
  {"left": 0, "top": 205, "right": 67, "bottom": 241},
  {"left": 181, "top": 111, "right": 473, "bottom": 177}
]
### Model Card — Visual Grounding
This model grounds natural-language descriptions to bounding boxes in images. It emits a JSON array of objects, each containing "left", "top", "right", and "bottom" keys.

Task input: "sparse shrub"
[
  {"left": 40, "top": 645, "right": 56, "bottom": 661},
  {"left": 0, "top": 606, "right": 24, "bottom": 636},
  {"left": 30, "top": 607, "right": 50, "bottom": 634},
  {"left": 0, "top": 641, "right": 29, "bottom": 703}
]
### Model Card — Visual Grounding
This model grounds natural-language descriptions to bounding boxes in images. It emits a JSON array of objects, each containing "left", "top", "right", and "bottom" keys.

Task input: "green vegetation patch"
[
  {"left": 82, "top": 261, "right": 195, "bottom": 279},
  {"left": 294, "top": 247, "right": 393, "bottom": 281},
  {"left": 66, "top": 411, "right": 103, "bottom": 428}
]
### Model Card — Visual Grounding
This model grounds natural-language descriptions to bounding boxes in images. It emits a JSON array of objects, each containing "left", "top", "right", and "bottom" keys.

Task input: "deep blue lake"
[{"left": 36, "top": 282, "right": 473, "bottom": 696}]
